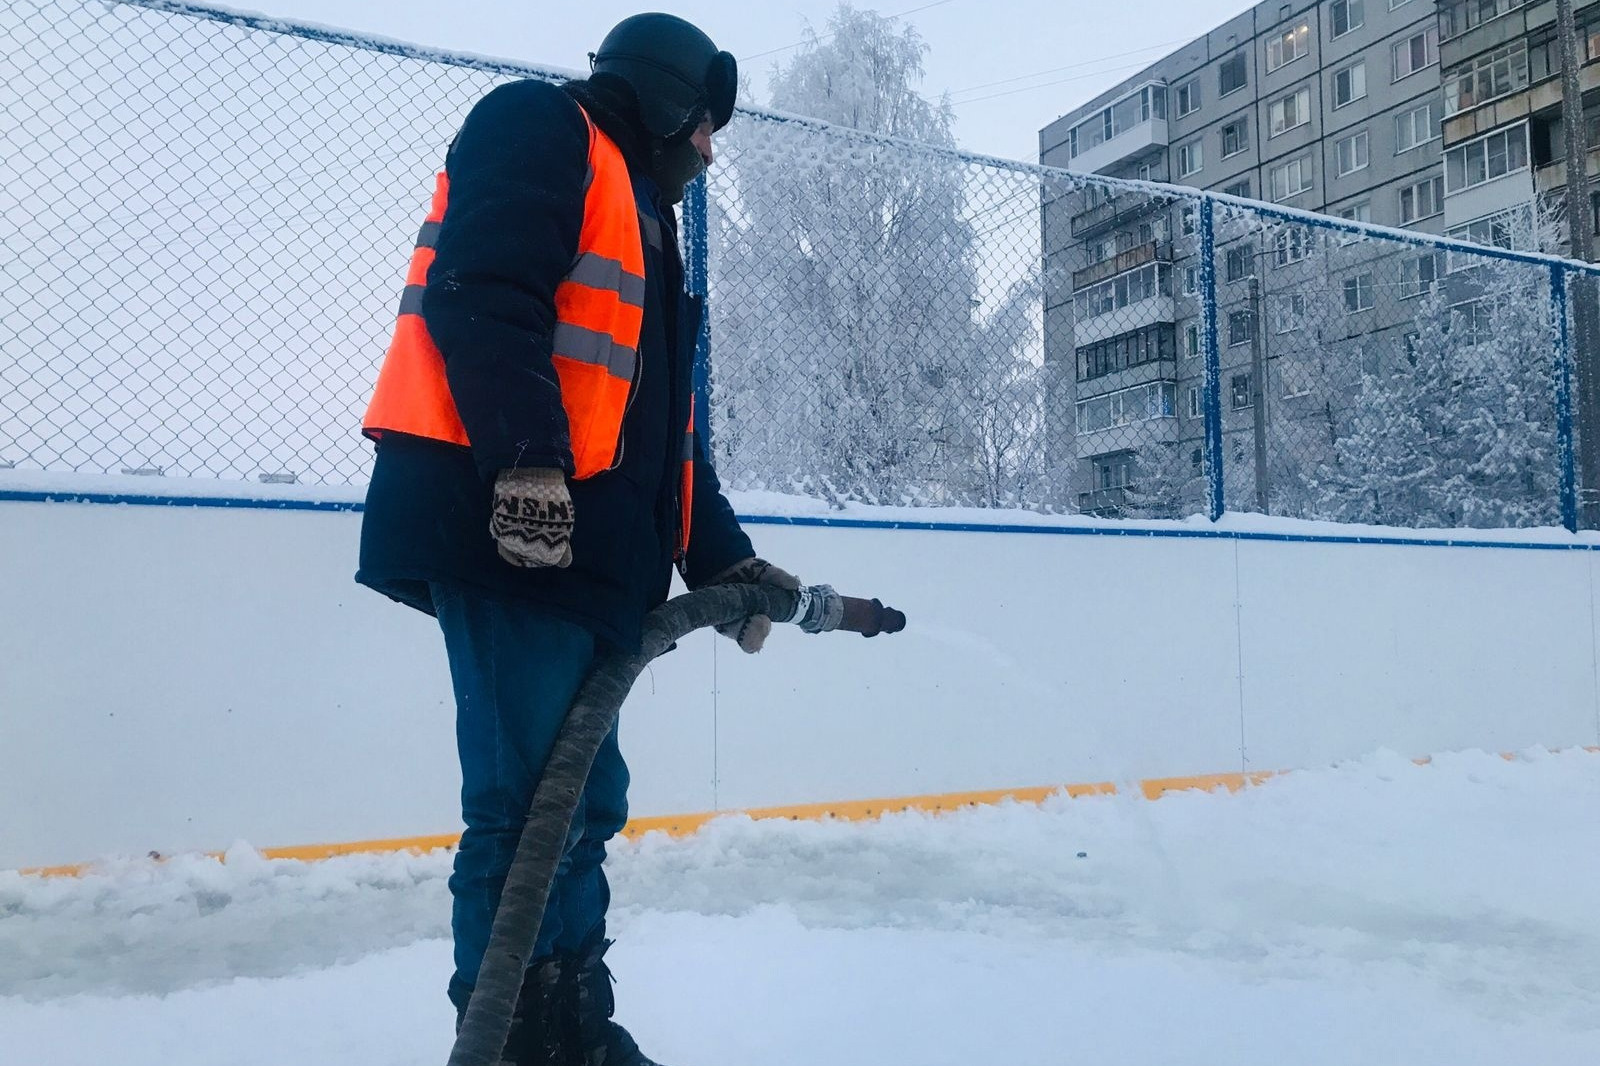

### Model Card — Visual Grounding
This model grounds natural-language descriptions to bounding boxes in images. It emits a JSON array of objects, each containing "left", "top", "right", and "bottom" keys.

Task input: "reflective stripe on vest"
[
  {"left": 678, "top": 396, "right": 695, "bottom": 565},
  {"left": 363, "top": 106, "right": 646, "bottom": 479}
]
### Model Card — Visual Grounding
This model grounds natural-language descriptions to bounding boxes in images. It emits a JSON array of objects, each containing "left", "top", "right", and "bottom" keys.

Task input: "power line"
[
  {"left": 944, "top": 39, "right": 1191, "bottom": 100},
  {"left": 740, "top": 0, "right": 960, "bottom": 62},
  {"left": 950, "top": 59, "right": 1165, "bottom": 108}
]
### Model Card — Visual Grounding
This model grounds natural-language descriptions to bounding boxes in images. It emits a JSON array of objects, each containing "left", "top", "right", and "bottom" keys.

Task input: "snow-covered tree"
[
  {"left": 1319, "top": 262, "right": 1559, "bottom": 528},
  {"left": 1230, "top": 203, "right": 1561, "bottom": 529},
  {"left": 1124, "top": 438, "right": 1204, "bottom": 519},
  {"left": 707, "top": 4, "right": 1012, "bottom": 506}
]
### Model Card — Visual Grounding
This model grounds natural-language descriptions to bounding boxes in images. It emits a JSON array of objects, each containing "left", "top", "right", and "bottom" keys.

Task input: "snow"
[{"left": 4, "top": 748, "right": 1598, "bottom": 1064}]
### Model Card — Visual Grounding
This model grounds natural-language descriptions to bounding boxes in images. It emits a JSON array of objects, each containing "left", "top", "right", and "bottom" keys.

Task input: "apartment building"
[
  {"left": 1437, "top": 0, "right": 1600, "bottom": 250},
  {"left": 1039, "top": 0, "right": 1450, "bottom": 516}
]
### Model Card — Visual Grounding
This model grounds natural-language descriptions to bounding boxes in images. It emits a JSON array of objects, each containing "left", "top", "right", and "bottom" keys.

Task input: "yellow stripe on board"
[{"left": 19, "top": 750, "right": 1597, "bottom": 878}]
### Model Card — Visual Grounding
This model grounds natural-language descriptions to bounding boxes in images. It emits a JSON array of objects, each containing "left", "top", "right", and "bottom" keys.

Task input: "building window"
[
  {"left": 1183, "top": 265, "right": 1199, "bottom": 295},
  {"left": 1451, "top": 299, "right": 1494, "bottom": 346},
  {"left": 1181, "top": 206, "right": 1197, "bottom": 236},
  {"left": 1227, "top": 310, "right": 1254, "bottom": 347},
  {"left": 1447, "top": 210, "right": 1518, "bottom": 271},
  {"left": 1392, "top": 26, "right": 1438, "bottom": 81},
  {"left": 1220, "top": 50, "right": 1248, "bottom": 96},
  {"left": 1273, "top": 292, "right": 1307, "bottom": 333},
  {"left": 1225, "top": 243, "right": 1255, "bottom": 282},
  {"left": 1266, "top": 22, "right": 1310, "bottom": 72},
  {"left": 1178, "top": 139, "right": 1204, "bottom": 177},
  {"left": 1440, "top": 0, "right": 1528, "bottom": 43},
  {"left": 1399, "top": 175, "right": 1444, "bottom": 223},
  {"left": 1343, "top": 272, "right": 1374, "bottom": 313},
  {"left": 1444, "top": 124, "right": 1529, "bottom": 194},
  {"left": 1268, "top": 87, "right": 1311, "bottom": 137},
  {"left": 1331, "top": 0, "right": 1364, "bottom": 38},
  {"left": 1094, "top": 452, "right": 1137, "bottom": 491},
  {"left": 1138, "top": 162, "right": 1154, "bottom": 181},
  {"left": 1074, "top": 324, "right": 1177, "bottom": 381},
  {"left": 1391, "top": 0, "right": 1413, "bottom": 7},
  {"left": 1399, "top": 253, "right": 1440, "bottom": 298},
  {"left": 1443, "top": 43, "right": 1529, "bottom": 116},
  {"left": 1273, "top": 228, "right": 1310, "bottom": 265},
  {"left": 1231, "top": 372, "right": 1254, "bottom": 409},
  {"left": 1184, "top": 322, "right": 1201, "bottom": 357},
  {"left": 1336, "top": 200, "right": 1371, "bottom": 243},
  {"left": 1075, "top": 382, "right": 1178, "bottom": 433},
  {"left": 1403, "top": 330, "right": 1421, "bottom": 361},
  {"left": 1270, "top": 155, "right": 1314, "bottom": 201},
  {"left": 1335, "top": 130, "right": 1370, "bottom": 176},
  {"left": 1332, "top": 61, "right": 1367, "bottom": 108},
  {"left": 1449, "top": 212, "right": 1515, "bottom": 249},
  {"left": 1175, "top": 79, "right": 1201, "bottom": 117},
  {"left": 1395, "top": 102, "right": 1437, "bottom": 153},
  {"left": 1223, "top": 178, "right": 1251, "bottom": 198},
  {"left": 1221, "top": 117, "right": 1249, "bottom": 158},
  {"left": 1188, "top": 385, "right": 1202, "bottom": 418}
]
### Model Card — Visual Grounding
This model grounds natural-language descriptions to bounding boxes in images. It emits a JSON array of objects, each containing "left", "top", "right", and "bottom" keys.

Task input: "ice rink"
[{"left": 3, "top": 748, "right": 1597, "bottom": 1064}]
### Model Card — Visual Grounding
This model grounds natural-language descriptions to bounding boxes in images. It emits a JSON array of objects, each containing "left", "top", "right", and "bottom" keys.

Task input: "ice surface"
[{"left": 3, "top": 749, "right": 1598, "bottom": 1063}]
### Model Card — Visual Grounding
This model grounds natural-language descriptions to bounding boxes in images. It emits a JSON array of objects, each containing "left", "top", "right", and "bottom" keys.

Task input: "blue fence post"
[
  {"left": 1552, "top": 265, "right": 1579, "bottom": 533},
  {"left": 1198, "top": 195, "right": 1225, "bottom": 521},
  {"left": 683, "top": 172, "right": 714, "bottom": 454}
]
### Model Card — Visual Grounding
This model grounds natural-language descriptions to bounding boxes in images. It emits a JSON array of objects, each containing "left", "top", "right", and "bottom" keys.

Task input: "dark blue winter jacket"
[{"left": 356, "top": 78, "right": 753, "bottom": 650}]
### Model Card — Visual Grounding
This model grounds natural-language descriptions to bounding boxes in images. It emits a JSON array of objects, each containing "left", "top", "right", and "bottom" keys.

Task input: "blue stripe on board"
[
  {"left": 736, "top": 514, "right": 1600, "bottom": 552},
  {"left": 0, "top": 490, "right": 363, "bottom": 513},
  {"left": 5, "top": 490, "right": 1594, "bottom": 551}
]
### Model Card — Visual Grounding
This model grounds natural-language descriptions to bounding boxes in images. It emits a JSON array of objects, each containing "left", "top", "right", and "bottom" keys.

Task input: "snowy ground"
[{"left": 3, "top": 748, "right": 1598, "bottom": 1065}]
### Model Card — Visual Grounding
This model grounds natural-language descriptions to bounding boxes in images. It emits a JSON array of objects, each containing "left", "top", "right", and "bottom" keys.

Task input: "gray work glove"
[
  {"left": 489, "top": 467, "right": 574, "bottom": 569},
  {"left": 701, "top": 557, "right": 801, "bottom": 654}
]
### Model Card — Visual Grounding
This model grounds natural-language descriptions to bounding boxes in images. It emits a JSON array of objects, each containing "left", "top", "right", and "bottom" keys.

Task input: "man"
[{"left": 356, "top": 13, "right": 801, "bottom": 1065}]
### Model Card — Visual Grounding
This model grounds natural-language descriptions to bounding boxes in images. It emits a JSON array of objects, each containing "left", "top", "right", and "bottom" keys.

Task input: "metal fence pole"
[
  {"left": 683, "top": 172, "right": 714, "bottom": 452},
  {"left": 1247, "top": 275, "right": 1270, "bottom": 513},
  {"left": 1553, "top": 265, "right": 1580, "bottom": 533},
  {"left": 1199, "top": 196, "right": 1225, "bottom": 521}
]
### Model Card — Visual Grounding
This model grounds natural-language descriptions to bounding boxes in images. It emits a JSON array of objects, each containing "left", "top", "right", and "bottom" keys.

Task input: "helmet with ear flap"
[
  {"left": 704, "top": 50, "right": 736, "bottom": 131},
  {"left": 590, "top": 13, "right": 738, "bottom": 141}
]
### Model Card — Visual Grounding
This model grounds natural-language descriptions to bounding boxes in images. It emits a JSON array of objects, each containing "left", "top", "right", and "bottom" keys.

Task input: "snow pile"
[{"left": 2, "top": 748, "right": 1598, "bottom": 1064}]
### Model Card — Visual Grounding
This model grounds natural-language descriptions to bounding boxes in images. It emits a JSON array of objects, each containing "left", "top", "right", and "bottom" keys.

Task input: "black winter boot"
[
  {"left": 455, "top": 959, "right": 567, "bottom": 1066},
  {"left": 557, "top": 929, "right": 665, "bottom": 1066}
]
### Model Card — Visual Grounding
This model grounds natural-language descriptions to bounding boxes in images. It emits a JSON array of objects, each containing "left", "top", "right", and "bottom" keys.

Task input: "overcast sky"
[{"left": 261, "top": 0, "right": 1254, "bottom": 162}]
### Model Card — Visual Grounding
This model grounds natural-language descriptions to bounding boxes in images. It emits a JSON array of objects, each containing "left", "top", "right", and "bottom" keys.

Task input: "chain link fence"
[
  {"left": 0, "top": 0, "right": 1589, "bottom": 530},
  {"left": 1, "top": 0, "right": 537, "bottom": 484}
]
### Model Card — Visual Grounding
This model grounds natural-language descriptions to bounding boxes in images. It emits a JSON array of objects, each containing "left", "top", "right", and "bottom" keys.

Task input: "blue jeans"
[{"left": 429, "top": 582, "right": 630, "bottom": 1011}]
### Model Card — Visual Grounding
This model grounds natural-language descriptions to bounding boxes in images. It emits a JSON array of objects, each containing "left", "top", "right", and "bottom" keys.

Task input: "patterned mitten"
[
  {"left": 701, "top": 557, "right": 801, "bottom": 653},
  {"left": 489, "top": 467, "right": 574, "bottom": 569}
]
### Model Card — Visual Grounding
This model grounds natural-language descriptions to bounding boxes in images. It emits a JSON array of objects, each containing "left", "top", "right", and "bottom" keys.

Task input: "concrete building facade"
[{"left": 1039, "top": 0, "right": 1460, "bottom": 516}]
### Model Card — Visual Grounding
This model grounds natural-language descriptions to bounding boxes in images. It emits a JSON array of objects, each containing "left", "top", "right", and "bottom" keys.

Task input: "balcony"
[
  {"left": 1443, "top": 169, "right": 1535, "bottom": 231},
  {"left": 1070, "top": 194, "right": 1165, "bottom": 239},
  {"left": 1077, "top": 487, "right": 1130, "bottom": 517},
  {"left": 1076, "top": 296, "right": 1174, "bottom": 346},
  {"left": 1535, "top": 147, "right": 1600, "bottom": 197},
  {"left": 1071, "top": 118, "right": 1169, "bottom": 175},
  {"left": 1064, "top": 82, "right": 1169, "bottom": 175},
  {"left": 1073, "top": 240, "right": 1171, "bottom": 292}
]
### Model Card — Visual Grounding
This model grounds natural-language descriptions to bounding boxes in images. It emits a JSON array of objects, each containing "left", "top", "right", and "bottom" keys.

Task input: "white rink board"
[{"left": 2, "top": 495, "right": 1597, "bottom": 870}]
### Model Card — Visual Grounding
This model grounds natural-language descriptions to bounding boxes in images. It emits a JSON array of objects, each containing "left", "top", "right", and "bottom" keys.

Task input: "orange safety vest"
[{"left": 363, "top": 106, "right": 695, "bottom": 560}]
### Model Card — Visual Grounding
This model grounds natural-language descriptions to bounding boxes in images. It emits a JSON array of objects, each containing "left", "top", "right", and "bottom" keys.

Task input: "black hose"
[{"left": 447, "top": 583, "right": 813, "bottom": 1066}]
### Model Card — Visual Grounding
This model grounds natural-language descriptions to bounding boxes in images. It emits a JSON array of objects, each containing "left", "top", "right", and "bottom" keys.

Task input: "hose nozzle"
[{"left": 784, "top": 584, "right": 906, "bottom": 637}]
